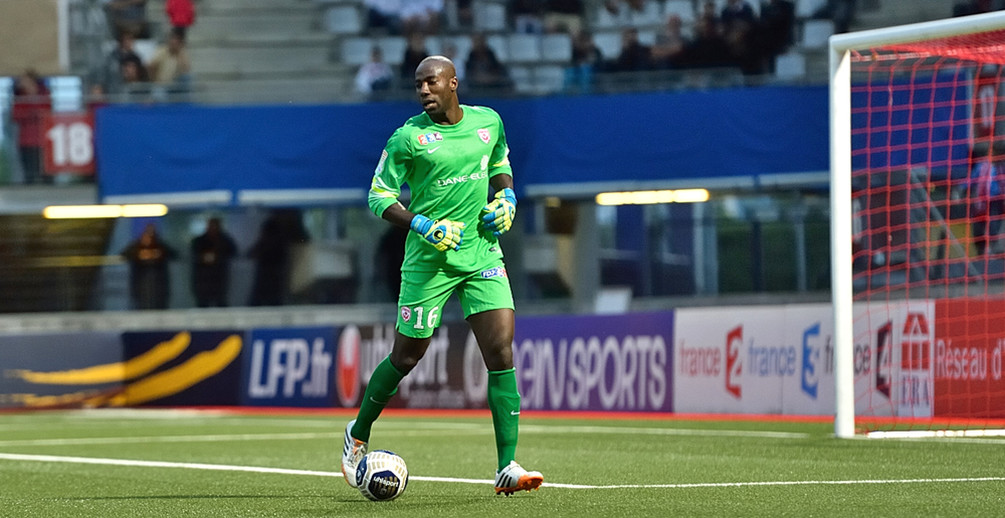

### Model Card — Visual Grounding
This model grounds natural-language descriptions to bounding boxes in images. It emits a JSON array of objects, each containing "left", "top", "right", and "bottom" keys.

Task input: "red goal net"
[{"left": 847, "top": 25, "right": 1005, "bottom": 435}]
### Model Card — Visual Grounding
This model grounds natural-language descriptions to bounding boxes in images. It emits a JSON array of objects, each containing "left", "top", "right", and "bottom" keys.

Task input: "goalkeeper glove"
[
  {"left": 481, "top": 188, "right": 517, "bottom": 237},
  {"left": 410, "top": 214, "right": 465, "bottom": 252}
]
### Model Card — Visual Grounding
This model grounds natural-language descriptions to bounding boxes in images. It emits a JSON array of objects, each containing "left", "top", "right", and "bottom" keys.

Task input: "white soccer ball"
[{"left": 356, "top": 450, "right": 409, "bottom": 501}]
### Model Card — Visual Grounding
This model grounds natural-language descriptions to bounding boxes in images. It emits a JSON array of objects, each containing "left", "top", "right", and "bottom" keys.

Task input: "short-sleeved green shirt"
[{"left": 368, "top": 105, "right": 512, "bottom": 273}]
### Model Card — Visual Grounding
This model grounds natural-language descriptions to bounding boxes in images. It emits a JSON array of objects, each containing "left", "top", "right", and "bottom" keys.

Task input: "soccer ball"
[{"left": 356, "top": 450, "right": 409, "bottom": 501}]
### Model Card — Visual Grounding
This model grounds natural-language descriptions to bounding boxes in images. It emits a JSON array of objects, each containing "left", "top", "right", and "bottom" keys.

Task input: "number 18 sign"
[{"left": 44, "top": 111, "right": 95, "bottom": 175}]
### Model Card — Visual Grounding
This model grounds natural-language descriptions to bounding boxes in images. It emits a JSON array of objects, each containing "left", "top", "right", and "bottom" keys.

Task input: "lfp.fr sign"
[{"left": 241, "top": 327, "right": 336, "bottom": 407}]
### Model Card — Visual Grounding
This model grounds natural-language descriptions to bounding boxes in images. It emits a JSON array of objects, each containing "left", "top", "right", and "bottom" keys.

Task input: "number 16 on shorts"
[{"left": 399, "top": 305, "right": 441, "bottom": 337}]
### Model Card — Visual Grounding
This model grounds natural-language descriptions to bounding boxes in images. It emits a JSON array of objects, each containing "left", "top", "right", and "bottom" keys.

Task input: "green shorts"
[{"left": 396, "top": 261, "right": 514, "bottom": 339}]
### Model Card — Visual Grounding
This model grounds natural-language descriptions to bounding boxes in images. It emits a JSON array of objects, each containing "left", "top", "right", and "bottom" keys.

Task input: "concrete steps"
[{"left": 183, "top": 0, "right": 345, "bottom": 101}]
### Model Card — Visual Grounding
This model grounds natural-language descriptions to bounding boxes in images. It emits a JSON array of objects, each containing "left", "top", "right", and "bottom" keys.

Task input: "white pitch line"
[
  {"left": 0, "top": 428, "right": 496, "bottom": 448},
  {"left": 2, "top": 452, "right": 1004, "bottom": 490},
  {"left": 0, "top": 432, "right": 339, "bottom": 447},
  {"left": 519, "top": 425, "right": 810, "bottom": 439}
]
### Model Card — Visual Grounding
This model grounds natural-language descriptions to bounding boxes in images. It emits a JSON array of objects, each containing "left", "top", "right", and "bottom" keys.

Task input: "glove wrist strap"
[{"left": 410, "top": 214, "right": 431, "bottom": 234}]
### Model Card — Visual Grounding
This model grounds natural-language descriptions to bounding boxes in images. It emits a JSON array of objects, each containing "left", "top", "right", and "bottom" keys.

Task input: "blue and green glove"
[
  {"left": 481, "top": 188, "right": 516, "bottom": 236},
  {"left": 410, "top": 214, "right": 465, "bottom": 252}
]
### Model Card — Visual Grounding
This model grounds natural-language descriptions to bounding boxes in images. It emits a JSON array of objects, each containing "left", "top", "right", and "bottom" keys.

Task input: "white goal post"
[{"left": 830, "top": 11, "right": 1005, "bottom": 438}]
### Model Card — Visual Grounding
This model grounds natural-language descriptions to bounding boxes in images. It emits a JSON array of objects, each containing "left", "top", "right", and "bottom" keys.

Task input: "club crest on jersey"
[
  {"left": 417, "top": 132, "right": 443, "bottom": 146},
  {"left": 481, "top": 266, "right": 507, "bottom": 279},
  {"left": 400, "top": 306, "right": 412, "bottom": 322},
  {"left": 478, "top": 128, "right": 491, "bottom": 143}
]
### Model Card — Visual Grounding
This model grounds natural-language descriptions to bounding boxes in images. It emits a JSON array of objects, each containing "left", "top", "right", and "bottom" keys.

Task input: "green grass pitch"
[{"left": 1, "top": 409, "right": 1004, "bottom": 517}]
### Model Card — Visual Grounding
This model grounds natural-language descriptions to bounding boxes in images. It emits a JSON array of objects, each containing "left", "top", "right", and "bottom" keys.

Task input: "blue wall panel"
[{"left": 96, "top": 86, "right": 829, "bottom": 204}]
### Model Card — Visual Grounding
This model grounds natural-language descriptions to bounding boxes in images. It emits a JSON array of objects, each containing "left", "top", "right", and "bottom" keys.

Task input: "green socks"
[
  {"left": 351, "top": 359, "right": 521, "bottom": 472},
  {"left": 487, "top": 368, "right": 521, "bottom": 472},
  {"left": 351, "top": 356, "right": 405, "bottom": 442}
]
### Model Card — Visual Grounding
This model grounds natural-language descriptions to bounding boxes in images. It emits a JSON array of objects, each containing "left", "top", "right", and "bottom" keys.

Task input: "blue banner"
[
  {"left": 0, "top": 332, "right": 122, "bottom": 409},
  {"left": 96, "top": 86, "right": 829, "bottom": 204}
]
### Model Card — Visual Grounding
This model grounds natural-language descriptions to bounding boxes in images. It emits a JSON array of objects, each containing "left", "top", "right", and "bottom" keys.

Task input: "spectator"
[
  {"left": 101, "top": 31, "right": 147, "bottom": 95},
  {"left": 699, "top": 0, "right": 719, "bottom": 23},
  {"left": 954, "top": 0, "right": 996, "bottom": 16},
  {"left": 401, "top": 0, "right": 443, "bottom": 36},
  {"left": 465, "top": 32, "right": 512, "bottom": 93},
  {"left": 814, "top": 0, "right": 856, "bottom": 33},
  {"left": 650, "top": 14, "right": 688, "bottom": 69},
  {"left": 248, "top": 216, "right": 290, "bottom": 306},
  {"left": 613, "top": 27, "right": 652, "bottom": 72},
  {"left": 355, "top": 46, "right": 395, "bottom": 98},
  {"left": 968, "top": 151, "right": 1005, "bottom": 256},
  {"left": 190, "top": 217, "right": 238, "bottom": 307},
  {"left": 122, "top": 223, "right": 177, "bottom": 310},
  {"left": 116, "top": 57, "right": 153, "bottom": 102},
  {"left": 564, "top": 30, "right": 603, "bottom": 94},
  {"left": 724, "top": 19, "right": 765, "bottom": 77},
  {"left": 102, "top": 0, "right": 149, "bottom": 39},
  {"left": 363, "top": 0, "right": 404, "bottom": 34},
  {"left": 512, "top": 0, "right": 545, "bottom": 34},
  {"left": 375, "top": 225, "right": 408, "bottom": 301},
  {"left": 10, "top": 70, "right": 50, "bottom": 184},
  {"left": 164, "top": 0, "right": 196, "bottom": 39},
  {"left": 603, "top": 0, "right": 650, "bottom": 25},
  {"left": 720, "top": 0, "right": 757, "bottom": 31},
  {"left": 544, "top": 0, "right": 584, "bottom": 35},
  {"left": 759, "top": 0, "right": 796, "bottom": 70},
  {"left": 455, "top": 0, "right": 474, "bottom": 29},
  {"left": 147, "top": 28, "right": 192, "bottom": 99},
  {"left": 399, "top": 31, "right": 430, "bottom": 88},
  {"left": 682, "top": 14, "right": 731, "bottom": 69}
]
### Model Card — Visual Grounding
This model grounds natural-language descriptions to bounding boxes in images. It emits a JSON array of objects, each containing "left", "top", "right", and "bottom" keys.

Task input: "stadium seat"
[
  {"left": 132, "top": 39, "right": 157, "bottom": 64},
  {"left": 801, "top": 19, "right": 834, "bottom": 49},
  {"left": 662, "top": 0, "right": 696, "bottom": 25},
  {"left": 593, "top": 31, "right": 623, "bottom": 61},
  {"left": 637, "top": 29, "right": 657, "bottom": 46},
  {"left": 509, "top": 66, "right": 534, "bottom": 94},
  {"left": 534, "top": 65, "right": 566, "bottom": 94},
  {"left": 341, "top": 36, "right": 373, "bottom": 66},
  {"left": 541, "top": 33, "right": 573, "bottom": 63},
  {"left": 774, "top": 51, "right": 806, "bottom": 80},
  {"left": 593, "top": 5, "right": 624, "bottom": 29},
  {"left": 323, "top": 4, "right": 363, "bottom": 34},
  {"left": 486, "top": 34, "right": 509, "bottom": 62},
  {"left": 795, "top": 0, "right": 828, "bottom": 18},
  {"left": 442, "top": 35, "right": 473, "bottom": 63},
  {"left": 629, "top": 1, "right": 664, "bottom": 26},
  {"left": 507, "top": 34, "right": 542, "bottom": 64},
  {"left": 473, "top": 0, "right": 508, "bottom": 32},
  {"left": 377, "top": 36, "right": 408, "bottom": 65}
]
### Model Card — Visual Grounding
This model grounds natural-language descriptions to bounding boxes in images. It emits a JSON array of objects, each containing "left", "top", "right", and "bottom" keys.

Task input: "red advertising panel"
[
  {"left": 43, "top": 111, "right": 96, "bottom": 175},
  {"left": 934, "top": 299, "right": 1005, "bottom": 418}
]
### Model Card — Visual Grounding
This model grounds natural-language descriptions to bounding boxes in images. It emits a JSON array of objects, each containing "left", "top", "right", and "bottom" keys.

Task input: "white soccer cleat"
[
  {"left": 341, "top": 419, "right": 368, "bottom": 488},
  {"left": 494, "top": 460, "right": 543, "bottom": 496}
]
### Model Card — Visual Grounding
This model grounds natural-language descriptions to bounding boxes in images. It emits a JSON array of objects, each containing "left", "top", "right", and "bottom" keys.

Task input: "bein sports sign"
[{"left": 513, "top": 312, "right": 673, "bottom": 412}]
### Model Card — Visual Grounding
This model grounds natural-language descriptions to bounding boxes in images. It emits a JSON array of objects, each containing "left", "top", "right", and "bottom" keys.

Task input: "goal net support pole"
[{"left": 830, "top": 12, "right": 1005, "bottom": 438}]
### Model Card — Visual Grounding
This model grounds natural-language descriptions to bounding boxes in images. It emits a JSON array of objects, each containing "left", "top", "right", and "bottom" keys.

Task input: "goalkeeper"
[{"left": 342, "top": 55, "right": 543, "bottom": 496}]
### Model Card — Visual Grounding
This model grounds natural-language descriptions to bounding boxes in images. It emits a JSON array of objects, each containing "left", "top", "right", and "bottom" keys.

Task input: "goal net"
[{"left": 831, "top": 12, "right": 1005, "bottom": 438}]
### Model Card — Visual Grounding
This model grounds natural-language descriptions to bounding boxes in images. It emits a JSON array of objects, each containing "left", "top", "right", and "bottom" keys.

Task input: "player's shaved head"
[{"left": 416, "top": 55, "right": 456, "bottom": 80}]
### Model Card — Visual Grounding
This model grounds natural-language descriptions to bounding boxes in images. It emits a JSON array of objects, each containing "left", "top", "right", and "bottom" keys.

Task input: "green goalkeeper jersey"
[{"left": 368, "top": 105, "right": 513, "bottom": 273}]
